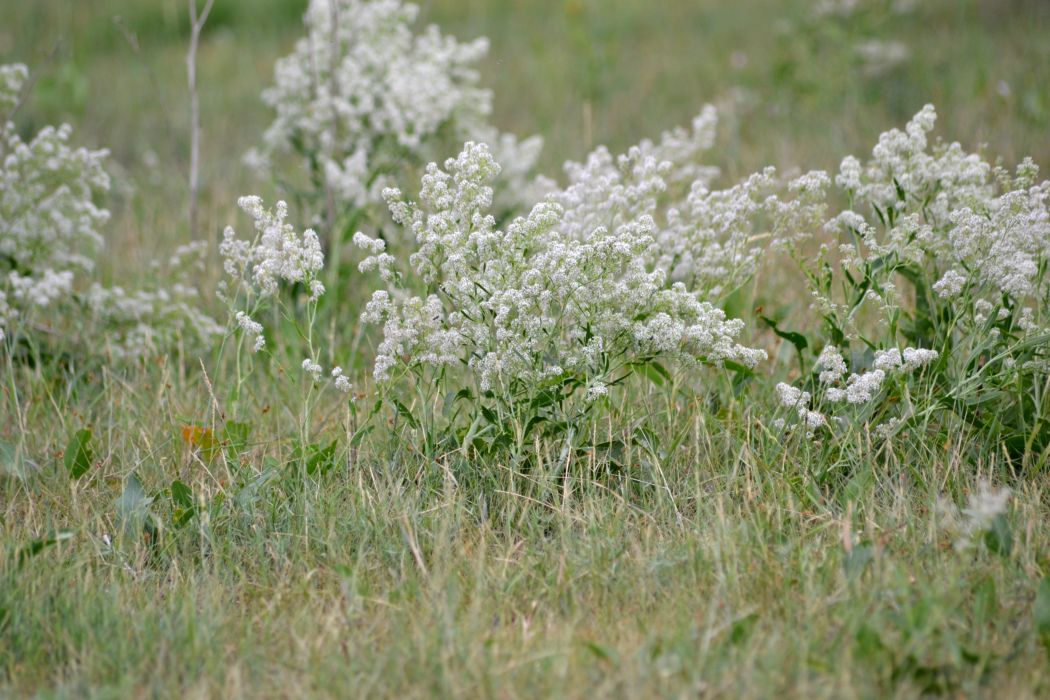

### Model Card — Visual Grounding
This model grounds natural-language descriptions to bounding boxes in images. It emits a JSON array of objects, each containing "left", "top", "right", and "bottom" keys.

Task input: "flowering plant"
[
  {"left": 771, "top": 106, "right": 1049, "bottom": 463},
  {"left": 219, "top": 196, "right": 355, "bottom": 446},
  {"left": 1, "top": 63, "right": 220, "bottom": 362},
  {"left": 356, "top": 142, "right": 765, "bottom": 462},
  {"left": 247, "top": 0, "right": 546, "bottom": 245}
]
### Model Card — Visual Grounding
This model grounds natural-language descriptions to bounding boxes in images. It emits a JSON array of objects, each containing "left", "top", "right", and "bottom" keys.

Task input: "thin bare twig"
[{"left": 186, "top": 0, "right": 215, "bottom": 240}]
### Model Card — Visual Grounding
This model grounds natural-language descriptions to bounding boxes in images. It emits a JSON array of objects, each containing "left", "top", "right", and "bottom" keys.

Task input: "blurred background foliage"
[{"left": 2, "top": 0, "right": 1048, "bottom": 279}]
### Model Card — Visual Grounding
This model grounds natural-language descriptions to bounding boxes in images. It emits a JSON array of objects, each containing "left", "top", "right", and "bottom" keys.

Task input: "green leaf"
[
  {"left": 630, "top": 360, "right": 670, "bottom": 386},
  {"left": 64, "top": 429, "right": 94, "bottom": 480},
  {"left": 170, "top": 480, "right": 196, "bottom": 528},
  {"left": 728, "top": 612, "right": 758, "bottom": 645},
  {"left": 1034, "top": 578, "right": 1050, "bottom": 655},
  {"left": 391, "top": 399, "right": 420, "bottom": 430},
  {"left": 722, "top": 360, "right": 755, "bottom": 378},
  {"left": 983, "top": 514, "right": 1012, "bottom": 556},
  {"left": 853, "top": 624, "right": 886, "bottom": 663},
  {"left": 523, "top": 414, "right": 547, "bottom": 439},
  {"left": 116, "top": 473, "right": 154, "bottom": 538},
  {"left": 348, "top": 424, "right": 374, "bottom": 447},
  {"left": 843, "top": 543, "right": 875, "bottom": 581},
  {"left": 170, "top": 480, "right": 194, "bottom": 509},
  {"left": 0, "top": 441, "right": 29, "bottom": 480},
  {"left": 223, "top": 421, "right": 253, "bottom": 454},
  {"left": 15, "top": 531, "right": 74, "bottom": 568},
  {"left": 581, "top": 640, "right": 618, "bottom": 664},
  {"left": 305, "top": 440, "right": 339, "bottom": 476},
  {"left": 760, "top": 316, "right": 809, "bottom": 358}
]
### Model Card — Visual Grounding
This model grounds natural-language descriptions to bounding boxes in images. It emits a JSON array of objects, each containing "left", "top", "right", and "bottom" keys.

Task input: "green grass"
[{"left": 3, "top": 0, "right": 1050, "bottom": 697}]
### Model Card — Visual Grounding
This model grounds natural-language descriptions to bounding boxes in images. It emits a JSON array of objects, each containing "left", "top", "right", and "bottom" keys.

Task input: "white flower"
[
  {"left": 585, "top": 381, "right": 609, "bottom": 402},
  {"left": 873, "top": 348, "right": 902, "bottom": 372},
  {"left": 901, "top": 347, "right": 938, "bottom": 371},
  {"left": 962, "top": 481, "right": 1011, "bottom": 532},
  {"left": 829, "top": 369, "right": 885, "bottom": 404},
  {"left": 302, "top": 358, "right": 323, "bottom": 382},
  {"left": 235, "top": 311, "right": 265, "bottom": 352},
  {"left": 0, "top": 62, "right": 220, "bottom": 360},
  {"left": 0, "top": 63, "right": 28, "bottom": 112},
  {"left": 775, "top": 382, "right": 825, "bottom": 433},
  {"left": 776, "top": 382, "right": 809, "bottom": 408},
  {"left": 817, "top": 345, "right": 848, "bottom": 384},
  {"left": 932, "top": 269, "right": 967, "bottom": 298},
  {"left": 331, "top": 366, "right": 353, "bottom": 393},
  {"left": 226, "top": 197, "right": 325, "bottom": 298}
]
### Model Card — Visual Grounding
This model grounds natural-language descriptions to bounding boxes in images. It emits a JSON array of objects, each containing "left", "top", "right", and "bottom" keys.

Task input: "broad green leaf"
[
  {"left": 116, "top": 473, "right": 154, "bottom": 538},
  {"left": 223, "top": 421, "right": 253, "bottom": 454},
  {"left": 391, "top": 399, "right": 420, "bottom": 430},
  {"left": 729, "top": 612, "right": 759, "bottom": 645},
  {"left": 722, "top": 360, "right": 755, "bottom": 378},
  {"left": 170, "top": 480, "right": 196, "bottom": 528},
  {"left": 1035, "top": 578, "right": 1050, "bottom": 655},
  {"left": 64, "top": 429, "right": 94, "bottom": 480}
]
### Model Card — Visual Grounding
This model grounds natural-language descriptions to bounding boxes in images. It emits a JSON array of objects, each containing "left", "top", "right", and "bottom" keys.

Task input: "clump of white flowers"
[
  {"left": 220, "top": 196, "right": 326, "bottom": 353},
  {"left": 548, "top": 107, "right": 828, "bottom": 297},
  {"left": 221, "top": 196, "right": 325, "bottom": 302},
  {"left": 775, "top": 343, "right": 938, "bottom": 438},
  {"left": 357, "top": 141, "right": 765, "bottom": 399},
  {"left": 247, "top": 0, "right": 544, "bottom": 225},
  {"left": 220, "top": 196, "right": 352, "bottom": 398},
  {"left": 823, "top": 106, "right": 1049, "bottom": 346},
  {"left": 1, "top": 63, "right": 220, "bottom": 359},
  {"left": 769, "top": 105, "right": 1049, "bottom": 459},
  {"left": 0, "top": 64, "right": 109, "bottom": 342}
]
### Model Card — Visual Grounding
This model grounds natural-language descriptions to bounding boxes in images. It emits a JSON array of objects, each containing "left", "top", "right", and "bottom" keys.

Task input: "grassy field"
[{"left": 3, "top": 0, "right": 1050, "bottom": 697}]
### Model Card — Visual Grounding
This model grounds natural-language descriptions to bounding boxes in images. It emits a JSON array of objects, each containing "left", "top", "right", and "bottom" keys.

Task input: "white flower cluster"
[
  {"left": 0, "top": 64, "right": 28, "bottom": 112},
  {"left": 0, "top": 62, "right": 220, "bottom": 359},
  {"left": 546, "top": 107, "right": 827, "bottom": 297},
  {"left": 827, "top": 105, "right": 1050, "bottom": 325},
  {"left": 358, "top": 142, "right": 766, "bottom": 392},
  {"left": 775, "top": 344, "right": 938, "bottom": 436},
  {"left": 814, "top": 0, "right": 916, "bottom": 21},
  {"left": 85, "top": 282, "right": 223, "bottom": 361},
  {"left": 938, "top": 480, "right": 1011, "bottom": 551},
  {"left": 0, "top": 64, "right": 110, "bottom": 340},
  {"left": 818, "top": 344, "right": 937, "bottom": 404},
  {"left": 247, "top": 0, "right": 543, "bottom": 214},
  {"left": 946, "top": 181, "right": 1050, "bottom": 299},
  {"left": 220, "top": 196, "right": 326, "bottom": 352}
]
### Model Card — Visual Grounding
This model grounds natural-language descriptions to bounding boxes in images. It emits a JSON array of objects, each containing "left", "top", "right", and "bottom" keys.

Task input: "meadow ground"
[{"left": 3, "top": 0, "right": 1050, "bottom": 697}]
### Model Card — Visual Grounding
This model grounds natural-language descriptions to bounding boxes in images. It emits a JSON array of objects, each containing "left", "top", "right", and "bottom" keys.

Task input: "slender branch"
[{"left": 186, "top": 0, "right": 215, "bottom": 240}]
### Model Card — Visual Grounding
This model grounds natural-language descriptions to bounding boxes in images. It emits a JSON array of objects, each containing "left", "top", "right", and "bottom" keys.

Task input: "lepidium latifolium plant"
[
  {"left": 0, "top": 63, "right": 220, "bottom": 367},
  {"left": 769, "top": 106, "right": 1049, "bottom": 470},
  {"left": 246, "top": 0, "right": 549, "bottom": 288},
  {"left": 218, "top": 195, "right": 364, "bottom": 469},
  {"left": 354, "top": 141, "right": 767, "bottom": 474}
]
